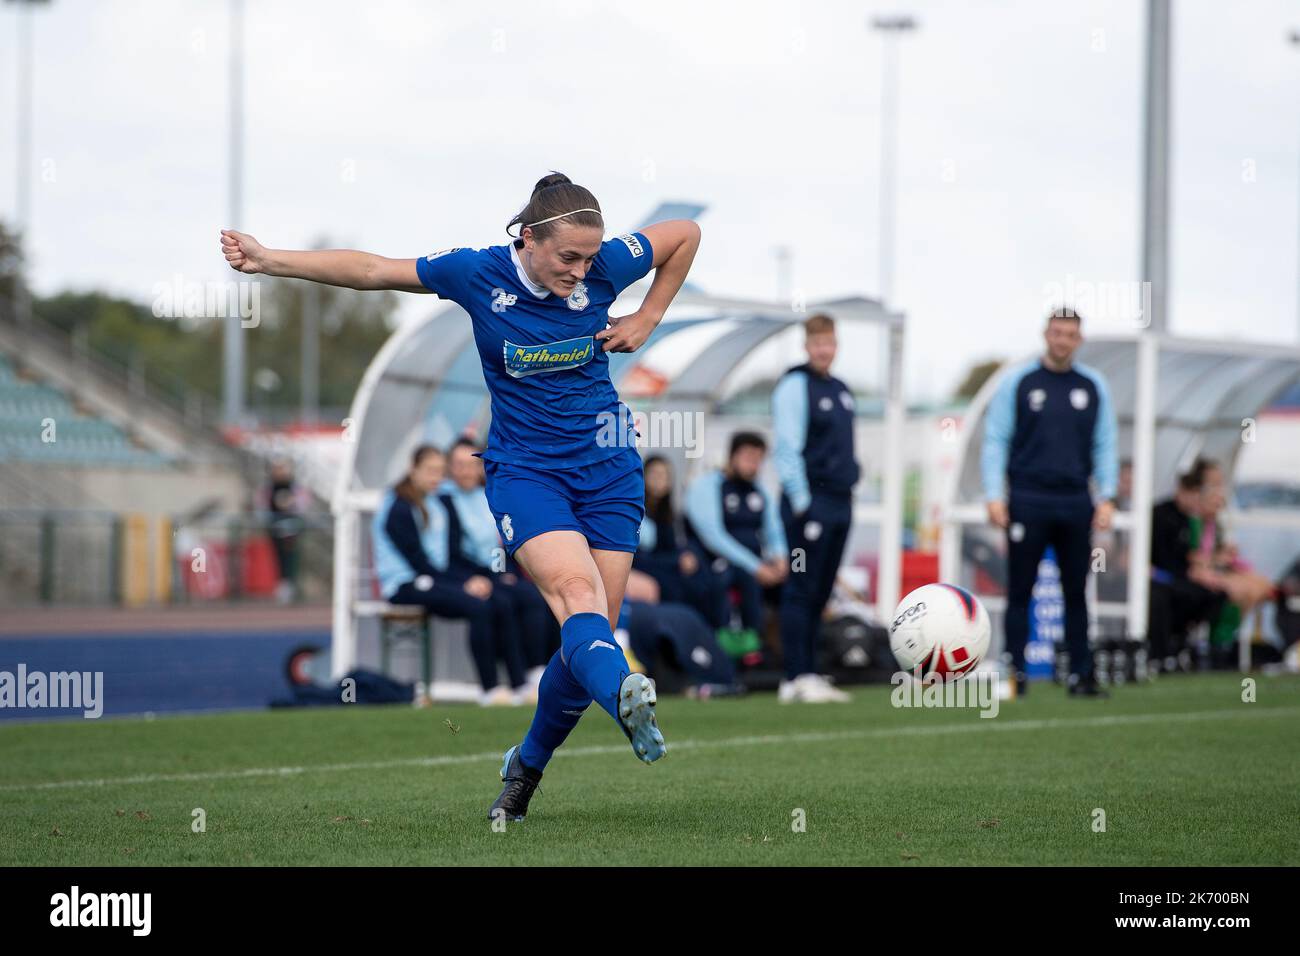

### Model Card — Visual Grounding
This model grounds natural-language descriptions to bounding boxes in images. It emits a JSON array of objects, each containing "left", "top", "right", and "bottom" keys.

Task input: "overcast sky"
[{"left": 3, "top": 0, "right": 1299, "bottom": 402}]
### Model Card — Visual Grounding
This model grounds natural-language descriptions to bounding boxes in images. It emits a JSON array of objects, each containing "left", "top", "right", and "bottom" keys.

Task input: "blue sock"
[
  {"left": 560, "top": 611, "right": 629, "bottom": 725},
  {"left": 519, "top": 650, "right": 591, "bottom": 772}
]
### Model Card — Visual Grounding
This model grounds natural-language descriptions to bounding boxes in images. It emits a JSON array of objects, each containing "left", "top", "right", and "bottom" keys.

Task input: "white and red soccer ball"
[{"left": 889, "top": 583, "right": 991, "bottom": 682}]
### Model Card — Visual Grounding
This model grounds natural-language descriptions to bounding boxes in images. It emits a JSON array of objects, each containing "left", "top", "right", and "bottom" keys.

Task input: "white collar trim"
[{"left": 510, "top": 244, "right": 551, "bottom": 299}]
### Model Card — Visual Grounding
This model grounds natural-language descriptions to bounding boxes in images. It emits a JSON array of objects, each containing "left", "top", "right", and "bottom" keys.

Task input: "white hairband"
[{"left": 509, "top": 207, "right": 602, "bottom": 237}]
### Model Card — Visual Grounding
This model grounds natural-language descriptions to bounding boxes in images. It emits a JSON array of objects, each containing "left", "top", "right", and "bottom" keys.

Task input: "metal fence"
[{"left": 0, "top": 509, "right": 335, "bottom": 607}]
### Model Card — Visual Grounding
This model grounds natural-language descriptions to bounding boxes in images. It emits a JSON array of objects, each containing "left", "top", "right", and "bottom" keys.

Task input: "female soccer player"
[{"left": 220, "top": 172, "right": 701, "bottom": 821}]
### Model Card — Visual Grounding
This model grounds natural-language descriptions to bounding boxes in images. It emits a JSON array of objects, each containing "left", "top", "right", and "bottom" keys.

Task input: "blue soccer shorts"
[{"left": 483, "top": 447, "right": 645, "bottom": 557}]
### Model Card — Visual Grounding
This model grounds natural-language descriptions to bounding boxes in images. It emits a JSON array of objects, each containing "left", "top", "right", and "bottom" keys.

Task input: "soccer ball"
[{"left": 889, "top": 583, "right": 991, "bottom": 681}]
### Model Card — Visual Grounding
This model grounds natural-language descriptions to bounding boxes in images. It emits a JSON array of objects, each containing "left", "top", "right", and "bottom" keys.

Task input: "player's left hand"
[
  {"left": 1092, "top": 500, "right": 1115, "bottom": 531},
  {"left": 597, "top": 309, "right": 658, "bottom": 353}
]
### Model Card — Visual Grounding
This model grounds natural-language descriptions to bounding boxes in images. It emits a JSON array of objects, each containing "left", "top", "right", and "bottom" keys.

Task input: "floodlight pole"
[
  {"left": 870, "top": 15, "right": 916, "bottom": 310},
  {"left": 1141, "top": 0, "right": 1171, "bottom": 336},
  {"left": 878, "top": 317, "right": 907, "bottom": 621},
  {"left": 1290, "top": 30, "right": 1300, "bottom": 343},
  {"left": 8, "top": 0, "right": 50, "bottom": 327},
  {"left": 223, "top": 0, "right": 247, "bottom": 427},
  {"left": 870, "top": 15, "right": 915, "bottom": 617},
  {"left": 1128, "top": 0, "right": 1172, "bottom": 646}
]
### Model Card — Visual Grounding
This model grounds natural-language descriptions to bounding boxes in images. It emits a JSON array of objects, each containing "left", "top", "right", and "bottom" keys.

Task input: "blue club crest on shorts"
[{"left": 502, "top": 335, "right": 594, "bottom": 378}]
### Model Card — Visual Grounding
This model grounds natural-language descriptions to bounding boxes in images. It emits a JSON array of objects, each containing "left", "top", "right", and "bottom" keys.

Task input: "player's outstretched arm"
[{"left": 219, "top": 229, "right": 430, "bottom": 293}]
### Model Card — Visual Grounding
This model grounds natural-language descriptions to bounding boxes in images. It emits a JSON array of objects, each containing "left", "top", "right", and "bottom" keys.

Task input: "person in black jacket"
[
  {"left": 632, "top": 455, "right": 700, "bottom": 607},
  {"left": 372, "top": 446, "right": 528, "bottom": 704},
  {"left": 1148, "top": 460, "right": 1224, "bottom": 671},
  {"left": 440, "top": 439, "right": 558, "bottom": 692}
]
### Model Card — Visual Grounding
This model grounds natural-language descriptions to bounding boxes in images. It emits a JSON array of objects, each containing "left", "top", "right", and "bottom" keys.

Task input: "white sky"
[{"left": 3, "top": 0, "right": 1299, "bottom": 403}]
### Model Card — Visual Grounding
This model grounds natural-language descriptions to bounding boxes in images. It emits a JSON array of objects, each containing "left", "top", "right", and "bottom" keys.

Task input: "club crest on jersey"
[
  {"left": 617, "top": 234, "right": 644, "bottom": 258},
  {"left": 501, "top": 514, "right": 513, "bottom": 541},
  {"left": 1070, "top": 387, "right": 1090, "bottom": 410},
  {"left": 565, "top": 280, "right": 589, "bottom": 311},
  {"left": 503, "top": 334, "right": 594, "bottom": 378}
]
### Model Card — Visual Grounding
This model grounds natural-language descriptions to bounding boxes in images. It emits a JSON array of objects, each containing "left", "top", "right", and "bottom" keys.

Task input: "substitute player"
[
  {"left": 772, "top": 314, "right": 857, "bottom": 703},
  {"left": 981, "top": 308, "right": 1118, "bottom": 697},
  {"left": 220, "top": 172, "right": 701, "bottom": 820}
]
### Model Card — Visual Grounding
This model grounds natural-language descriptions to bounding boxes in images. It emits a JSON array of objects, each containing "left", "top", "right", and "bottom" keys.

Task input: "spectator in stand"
[
  {"left": 263, "top": 459, "right": 309, "bottom": 604},
  {"left": 372, "top": 445, "right": 528, "bottom": 705}
]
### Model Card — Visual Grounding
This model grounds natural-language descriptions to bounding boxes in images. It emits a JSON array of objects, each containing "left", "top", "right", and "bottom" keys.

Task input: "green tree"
[
  {"left": 952, "top": 359, "right": 1002, "bottom": 402},
  {"left": 24, "top": 235, "right": 400, "bottom": 421}
]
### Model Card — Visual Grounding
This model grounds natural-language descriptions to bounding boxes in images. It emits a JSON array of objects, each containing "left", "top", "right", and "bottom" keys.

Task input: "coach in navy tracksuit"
[
  {"left": 772, "top": 313, "right": 859, "bottom": 702},
  {"left": 981, "top": 309, "right": 1118, "bottom": 697}
]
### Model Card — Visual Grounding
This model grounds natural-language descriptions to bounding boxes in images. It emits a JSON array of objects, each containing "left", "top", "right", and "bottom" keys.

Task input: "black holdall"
[{"left": 819, "top": 614, "right": 894, "bottom": 684}]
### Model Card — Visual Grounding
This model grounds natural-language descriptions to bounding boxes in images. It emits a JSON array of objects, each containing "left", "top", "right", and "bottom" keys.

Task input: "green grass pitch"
[{"left": 1, "top": 673, "right": 1296, "bottom": 866}]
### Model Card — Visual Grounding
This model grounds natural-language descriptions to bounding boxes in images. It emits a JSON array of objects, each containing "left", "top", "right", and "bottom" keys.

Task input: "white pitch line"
[{"left": 2, "top": 705, "right": 1295, "bottom": 794}]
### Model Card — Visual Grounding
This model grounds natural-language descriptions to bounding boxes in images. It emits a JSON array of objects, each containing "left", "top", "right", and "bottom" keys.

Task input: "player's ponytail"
[{"left": 507, "top": 171, "right": 603, "bottom": 241}]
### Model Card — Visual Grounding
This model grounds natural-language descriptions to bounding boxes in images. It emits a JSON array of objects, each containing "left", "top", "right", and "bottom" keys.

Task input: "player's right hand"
[
  {"left": 987, "top": 500, "right": 1009, "bottom": 529},
  {"left": 220, "top": 229, "right": 268, "bottom": 274}
]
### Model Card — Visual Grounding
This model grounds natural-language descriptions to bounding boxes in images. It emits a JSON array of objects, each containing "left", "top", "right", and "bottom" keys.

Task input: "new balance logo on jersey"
[
  {"left": 491, "top": 288, "right": 518, "bottom": 312},
  {"left": 617, "top": 233, "right": 644, "bottom": 258},
  {"left": 589, "top": 640, "right": 618, "bottom": 652}
]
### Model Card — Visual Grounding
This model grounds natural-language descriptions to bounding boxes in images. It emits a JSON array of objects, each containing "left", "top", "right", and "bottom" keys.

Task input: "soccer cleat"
[
  {"left": 487, "top": 745, "right": 543, "bottom": 822},
  {"left": 617, "top": 673, "right": 666, "bottom": 763}
]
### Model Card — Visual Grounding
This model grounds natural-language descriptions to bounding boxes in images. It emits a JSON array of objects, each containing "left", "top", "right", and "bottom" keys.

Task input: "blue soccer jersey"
[{"left": 415, "top": 232, "right": 655, "bottom": 470}]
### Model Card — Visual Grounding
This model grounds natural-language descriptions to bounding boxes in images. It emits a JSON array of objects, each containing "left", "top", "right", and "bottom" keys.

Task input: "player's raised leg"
[
  {"left": 591, "top": 547, "right": 666, "bottom": 763},
  {"left": 513, "top": 531, "right": 664, "bottom": 763}
]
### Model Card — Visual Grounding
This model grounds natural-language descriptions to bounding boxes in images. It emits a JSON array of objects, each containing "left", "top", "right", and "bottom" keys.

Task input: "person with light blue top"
[
  {"left": 371, "top": 445, "right": 527, "bottom": 704},
  {"left": 441, "top": 437, "right": 559, "bottom": 685},
  {"left": 771, "top": 313, "right": 858, "bottom": 703},
  {"left": 981, "top": 308, "right": 1119, "bottom": 698},
  {"left": 683, "top": 432, "right": 788, "bottom": 652}
]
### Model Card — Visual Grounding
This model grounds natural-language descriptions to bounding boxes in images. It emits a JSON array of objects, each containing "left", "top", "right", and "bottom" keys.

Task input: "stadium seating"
[{"left": 0, "top": 353, "right": 171, "bottom": 467}]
